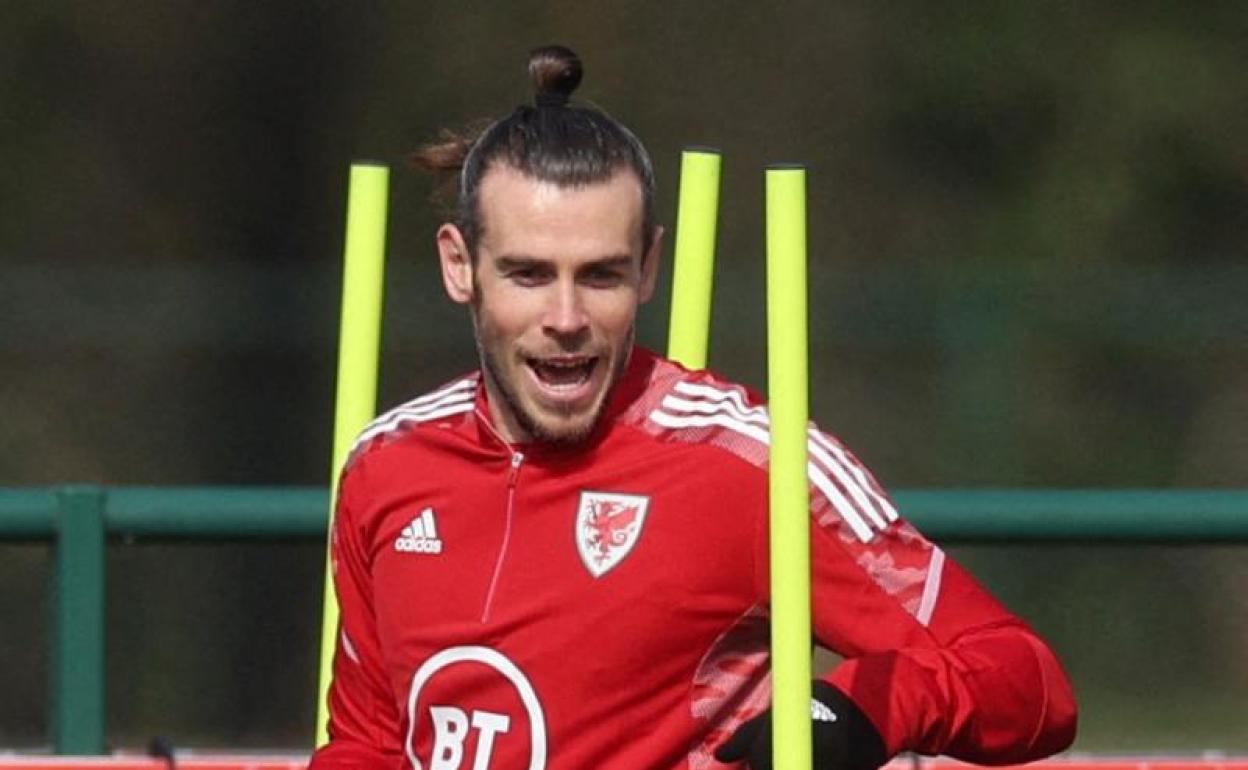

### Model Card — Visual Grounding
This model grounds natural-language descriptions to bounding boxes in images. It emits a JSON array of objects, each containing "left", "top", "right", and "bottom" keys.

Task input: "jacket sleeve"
[
  {"left": 760, "top": 431, "right": 1077, "bottom": 763},
  {"left": 309, "top": 462, "right": 406, "bottom": 770}
]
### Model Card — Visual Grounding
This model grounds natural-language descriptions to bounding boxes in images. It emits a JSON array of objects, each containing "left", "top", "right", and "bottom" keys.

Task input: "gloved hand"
[{"left": 714, "top": 681, "right": 887, "bottom": 770}]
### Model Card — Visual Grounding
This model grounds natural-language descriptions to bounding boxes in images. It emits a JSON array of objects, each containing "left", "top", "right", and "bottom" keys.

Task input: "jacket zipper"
[{"left": 481, "top": 450, "right": 524, "bottom": 622}]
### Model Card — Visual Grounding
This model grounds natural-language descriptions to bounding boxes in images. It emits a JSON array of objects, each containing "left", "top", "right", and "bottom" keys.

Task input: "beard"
[{"left": 472, "top": 308, "right": 633, "bottom": 448}]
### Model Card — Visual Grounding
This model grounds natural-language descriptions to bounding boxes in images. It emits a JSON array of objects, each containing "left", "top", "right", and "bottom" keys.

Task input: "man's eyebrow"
[
  {"left": 492, "top": 255, "right": 635, "bottom": 271},
  {"left": 493, "top": 255, "right": 548, "bottom": 271},
  {"left": 579, "top": 255, "right": 635, "bottom": 271}
]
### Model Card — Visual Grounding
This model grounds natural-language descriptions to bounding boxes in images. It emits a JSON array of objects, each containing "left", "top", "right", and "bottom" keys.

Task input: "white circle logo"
[{"left": 405, "top": 646, "right": 546, "bottom": 770}]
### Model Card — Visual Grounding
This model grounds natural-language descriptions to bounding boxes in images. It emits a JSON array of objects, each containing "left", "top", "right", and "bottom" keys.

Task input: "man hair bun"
[{"left": 529, "top": 44, "right": 582, "bottom": 108}]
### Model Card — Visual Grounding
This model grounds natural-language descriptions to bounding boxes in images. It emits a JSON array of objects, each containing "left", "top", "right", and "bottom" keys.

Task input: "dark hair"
[{"left": 411, "top": 45, "right": 657, "bottom": 255}]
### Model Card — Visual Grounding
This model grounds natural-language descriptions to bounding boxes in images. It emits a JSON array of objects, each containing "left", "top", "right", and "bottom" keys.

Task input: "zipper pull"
[{"left": 508, "top": 452, "right": 524, "bottom": 487}]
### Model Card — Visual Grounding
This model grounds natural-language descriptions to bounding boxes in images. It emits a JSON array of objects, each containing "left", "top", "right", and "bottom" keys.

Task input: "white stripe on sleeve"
[
  {"left": 807, "top": 430, "right": 899, "bottom": 524},
  {"left": 353, "top": 387, "right": 475, "bottom": 450},
  {"left": 648, "top": 408, "right": 876, "bottom": 543},
  {"left": 341, "top": 629, "right": 361, "bottom": 665},
  {"left": 660, "top": 385, "right": 896, "bottom": 538},
  {"left": 915, "top": 546, "right": 946, "bottom": 627}
]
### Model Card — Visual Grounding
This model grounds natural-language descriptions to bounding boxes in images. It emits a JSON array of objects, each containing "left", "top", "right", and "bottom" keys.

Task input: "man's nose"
[{"left": 543, "top": 281, "right": 589, "bottom": 337}]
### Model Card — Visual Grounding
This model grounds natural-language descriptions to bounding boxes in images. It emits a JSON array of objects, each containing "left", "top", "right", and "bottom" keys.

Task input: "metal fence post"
[{"left": 52, "top": 485, "right": 107, "bottom": 754}]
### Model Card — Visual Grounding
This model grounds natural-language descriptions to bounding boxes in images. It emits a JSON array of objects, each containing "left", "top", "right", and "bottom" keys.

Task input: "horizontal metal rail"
[
  {"left": 1, "top": 487, "right": 329, "bottom": 539},
  {"left": 892, "top": 489, "right": 1248, "bottom": 542},
  {"left": 4, "top": 487, "right": 1248, "bottom": 542},
  {"left": 2, "top": 485, "right": 1246, "bottom": 755}
]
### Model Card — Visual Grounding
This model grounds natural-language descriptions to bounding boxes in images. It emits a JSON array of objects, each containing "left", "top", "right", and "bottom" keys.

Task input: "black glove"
[{"left": 714, "top": 681, "right": 887, "bottom": 770}]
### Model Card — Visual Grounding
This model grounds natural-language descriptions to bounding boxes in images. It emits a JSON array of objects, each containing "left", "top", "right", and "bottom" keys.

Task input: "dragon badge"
[{"left": 575, "top": 491, "right": 651, "bottom": 578}]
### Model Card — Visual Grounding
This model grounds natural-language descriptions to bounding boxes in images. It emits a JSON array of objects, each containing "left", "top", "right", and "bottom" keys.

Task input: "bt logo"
[
  {"left": 427, "top": 706, "right": 510, "bottom": 770},
  {"left": 406, "top": 646, "right": 547, "bottom": 770}
]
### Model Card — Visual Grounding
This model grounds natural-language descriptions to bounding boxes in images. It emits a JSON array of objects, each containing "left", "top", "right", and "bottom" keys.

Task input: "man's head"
[{"left": 416, "top": 45, "right": 664, "bottom": 446}]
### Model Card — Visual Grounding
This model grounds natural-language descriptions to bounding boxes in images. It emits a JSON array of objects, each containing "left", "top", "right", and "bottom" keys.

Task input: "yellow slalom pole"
[
  {"left": 666, "top": 147, "right": 722, "bottom": 369},
  {"left": 315, "top": 162, "right": 390, "bottom": 746},
  {"left": 765, "top": 164, "right": 812, "bottom": 770}
]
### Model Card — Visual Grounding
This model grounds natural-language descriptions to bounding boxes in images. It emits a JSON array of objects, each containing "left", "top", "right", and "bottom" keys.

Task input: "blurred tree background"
[{"left": 2, "top": 0, "right": 1246, "bottom": 754}]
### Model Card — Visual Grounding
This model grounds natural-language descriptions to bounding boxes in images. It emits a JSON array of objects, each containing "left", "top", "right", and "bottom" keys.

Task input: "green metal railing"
[{"left": 3, "top": 485, "right": 1247, "bottom": 754}]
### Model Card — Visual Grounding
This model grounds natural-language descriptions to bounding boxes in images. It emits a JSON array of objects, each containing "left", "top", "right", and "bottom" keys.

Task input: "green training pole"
[
  {"left": 315, "top": 162, "right": 390, "bottom": 747},
  {"left": 666, "top": 148, "right": 722, "bottom": 369},
  {"left": 766, "top": 164, "right": 812, "bottom": 770}
]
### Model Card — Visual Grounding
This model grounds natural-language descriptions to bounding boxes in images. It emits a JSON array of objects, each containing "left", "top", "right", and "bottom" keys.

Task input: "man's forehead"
[{"left": 475, "top": 165, "right": 645, "bottom": 254}]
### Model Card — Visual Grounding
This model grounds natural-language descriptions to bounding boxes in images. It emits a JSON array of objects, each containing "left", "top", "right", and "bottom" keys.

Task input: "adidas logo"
[{"left": 394, "top": 507, "right": 444, "bottom": 554}]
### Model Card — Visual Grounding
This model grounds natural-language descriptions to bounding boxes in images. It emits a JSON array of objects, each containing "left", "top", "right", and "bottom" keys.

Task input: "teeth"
[{"left": 531, "top": 358, "right": 593, "bottom": 388}]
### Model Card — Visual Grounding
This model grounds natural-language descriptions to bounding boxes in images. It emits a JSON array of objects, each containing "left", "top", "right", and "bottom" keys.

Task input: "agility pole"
[
  {"left": 766, "top": 164, "right": 813, "bottom": 770},
  {"left": 666, "top": 148, "right": 722, "bottom": 369},
  {"left": 315, "top": 162, "right": 390, "bottom": 746}
]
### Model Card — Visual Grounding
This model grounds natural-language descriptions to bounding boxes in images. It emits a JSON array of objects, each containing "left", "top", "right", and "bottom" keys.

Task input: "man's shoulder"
[
  {"left": 344, "top": 372, "right": 481, "bottom": 471},
  {"left": 627, "top": 348, "right": 765, "bottom": 405},
  {"left": 628, "top": 350, "right": 904, "bottom": 544},
  {"left": 621, "top": 349, "right": 770, "bottom": 469}
]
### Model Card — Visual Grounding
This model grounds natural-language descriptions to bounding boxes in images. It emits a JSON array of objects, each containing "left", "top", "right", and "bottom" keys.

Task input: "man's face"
[{"left": 437, "top": 164, "right": 662, "bottom": 446}]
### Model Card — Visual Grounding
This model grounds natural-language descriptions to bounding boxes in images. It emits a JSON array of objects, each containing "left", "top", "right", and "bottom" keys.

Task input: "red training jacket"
[{"left": 309, "top": 347, "right": 1076, "bottom": 770}]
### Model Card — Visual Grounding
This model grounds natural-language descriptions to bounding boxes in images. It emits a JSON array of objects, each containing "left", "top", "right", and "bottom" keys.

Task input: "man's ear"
[
  {"left": 437, "top": 224, "right": 474, "bottom": 304},
  {"left": 639, "top": 225, "right": 665, "bottom": 304}
]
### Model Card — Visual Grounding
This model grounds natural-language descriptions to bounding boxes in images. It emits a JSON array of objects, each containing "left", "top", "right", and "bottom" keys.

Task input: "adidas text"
[{"left": 395, "top": 537, "right": 443, "bottom": 554}]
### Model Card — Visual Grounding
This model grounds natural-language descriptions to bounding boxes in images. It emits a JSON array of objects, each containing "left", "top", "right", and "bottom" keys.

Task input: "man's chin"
[{"left": 524, "top": 410, "right": 599, "bottom": 447}]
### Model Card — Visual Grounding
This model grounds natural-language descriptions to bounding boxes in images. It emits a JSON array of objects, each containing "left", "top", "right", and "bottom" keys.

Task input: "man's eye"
[
  {"left": 509, "top": 268, "right": 547, "bottom": 284},
  {"left": 583, "top": 268, "right": 625, "bottom": 287}
]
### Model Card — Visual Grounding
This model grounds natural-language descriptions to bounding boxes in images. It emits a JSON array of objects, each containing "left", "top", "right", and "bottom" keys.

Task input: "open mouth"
[{"left": 526, "top": 355, "right": 598, "bottom": 393}]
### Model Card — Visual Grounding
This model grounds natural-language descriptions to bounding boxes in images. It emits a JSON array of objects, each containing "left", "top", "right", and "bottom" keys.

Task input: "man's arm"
[
  {"left": 818, "top": 551, "right": 1077, "bottom": 763},
  {"left": 757, "top": 434, "right": 1077, "bottom": 764},
  {"left": 309, "top": 465, "right": 405, "bottom": 770}
]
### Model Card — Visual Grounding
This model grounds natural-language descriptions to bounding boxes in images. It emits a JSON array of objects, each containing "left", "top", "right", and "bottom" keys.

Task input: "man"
[{"left": 309, "top": 46, "right": 1077, "bottom": 770}]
